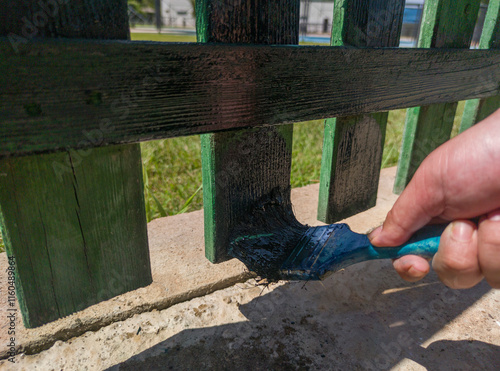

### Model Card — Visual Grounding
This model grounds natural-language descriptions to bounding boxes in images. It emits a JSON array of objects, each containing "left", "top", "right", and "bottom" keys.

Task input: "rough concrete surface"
[{"left": 0, "top": 167, "right": 499, "bottom": 370}]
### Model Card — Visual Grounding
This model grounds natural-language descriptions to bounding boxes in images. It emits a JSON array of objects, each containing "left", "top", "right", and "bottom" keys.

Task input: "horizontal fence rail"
[{"left": 1, "top": 39, "right": 500, "bottom": 156}]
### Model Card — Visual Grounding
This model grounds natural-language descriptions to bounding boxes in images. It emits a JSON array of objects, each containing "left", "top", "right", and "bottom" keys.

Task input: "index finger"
[{"left": 370, "top": 157, "right": 446, "bottom": 246}]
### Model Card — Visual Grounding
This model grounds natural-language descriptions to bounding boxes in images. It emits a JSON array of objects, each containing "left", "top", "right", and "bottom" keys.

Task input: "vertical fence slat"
[
  {"left": 197, "top": 0, "right": 299, "bottom": 263},
  {"left": 0, "top": 1, "right": 152, "bottom": 328},
  {"left": 460, "top": 0, "right": 500, "bottom": 132},
  {"left": 393, "top": 0, "right": 481, "bottom": 194},
  {"left": 317, "top": 0, "right": 405, "bottom": 223}
]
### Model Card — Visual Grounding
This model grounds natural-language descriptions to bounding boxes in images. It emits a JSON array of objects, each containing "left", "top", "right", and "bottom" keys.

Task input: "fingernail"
[
  {"left": 408, "top": 265, "right": 427, "bottom": 276},
  {"left": 368, "top": 225, "right": 383, "bottom": 241},
  {"left": 400, "top": 257, "right": 429, "bottom": 274},
  {"left": 487, "top": 209, "right": 500, "bottom": 222},
  {"left": 451, "top": 221, "right": 474, "bottom": 242}
]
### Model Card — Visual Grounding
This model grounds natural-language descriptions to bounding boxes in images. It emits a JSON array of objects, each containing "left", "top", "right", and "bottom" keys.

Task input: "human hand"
[{"left": 369, "top": 109, "right": 500, "bottom": 289}]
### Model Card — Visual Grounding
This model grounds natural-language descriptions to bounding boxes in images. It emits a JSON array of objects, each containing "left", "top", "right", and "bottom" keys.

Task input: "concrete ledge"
[
  {"left": 0, "top": 167, "right": 400, "bottom": 358},
  {"left": 1, "top": 166, "right": 499, "bottom": 370}
]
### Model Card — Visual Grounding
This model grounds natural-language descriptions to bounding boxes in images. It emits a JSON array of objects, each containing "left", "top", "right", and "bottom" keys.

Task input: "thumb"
[{"left": 432, "top": 220, "right": 482, "bottom": 289}]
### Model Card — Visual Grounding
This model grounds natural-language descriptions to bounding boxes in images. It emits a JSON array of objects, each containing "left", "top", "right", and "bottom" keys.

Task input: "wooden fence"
[{"left": 0, "top": 0, "right": 498, "bottom": 328}]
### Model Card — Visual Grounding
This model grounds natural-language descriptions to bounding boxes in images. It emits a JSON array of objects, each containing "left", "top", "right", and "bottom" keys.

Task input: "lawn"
[
  {"left": 0, "top": 33, "right": 466, "bottom": 252},
  {"left": 131, "top": 32, "right": 197, "bottom": 43}
]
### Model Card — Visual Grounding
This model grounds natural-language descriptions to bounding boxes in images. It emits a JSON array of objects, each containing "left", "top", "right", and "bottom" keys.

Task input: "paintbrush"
[
  {"left": 229, "top": 191, "right": 446, "bottom": 281},
  {"left": 279, "top": 223, "right": 446, "bottom": 280}
]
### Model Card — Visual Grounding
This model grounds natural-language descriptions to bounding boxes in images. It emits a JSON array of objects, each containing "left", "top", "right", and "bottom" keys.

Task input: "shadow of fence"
[{"left": 108, "top": 261, "right": 498, "bottom": 370}]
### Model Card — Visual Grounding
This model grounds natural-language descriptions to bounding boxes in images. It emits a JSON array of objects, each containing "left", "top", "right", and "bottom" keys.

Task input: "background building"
[
  {"left": 129, "top": 0, "right": 486, "bottom": 46},
  {"left": 162, "top": 0, "right": 196, "bottom": 28},
  {"left": 129, "top": 0, "right": 196, "bottom": 29}
]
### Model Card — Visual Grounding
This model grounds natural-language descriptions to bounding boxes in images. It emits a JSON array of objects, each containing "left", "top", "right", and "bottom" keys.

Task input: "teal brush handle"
[
  {"left": 368, "top": 224, "right": 447, "bottom": 260},
  {"left": 281, "top": 223, "right": 448, "bottom": 280}
]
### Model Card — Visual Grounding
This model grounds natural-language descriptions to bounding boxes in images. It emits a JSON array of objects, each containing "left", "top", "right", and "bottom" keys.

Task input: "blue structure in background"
[{"left": 403, "top": 6, "right": 423, "bottom": 24}]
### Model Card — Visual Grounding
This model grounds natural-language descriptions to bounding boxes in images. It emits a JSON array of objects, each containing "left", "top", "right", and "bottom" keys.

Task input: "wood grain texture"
[
  {"left": 331, "top": 0, "right": 405, "bottom": 47},
  {"left": 0, "top": 0, "right": 151, "bottom": 328},
  {"left": 318, "top": 113, "right": 389, "bottom": 222},
  {"left": 460, "top": 0, "right": 500, "bottom": 133},
  {"left": 394, "top": 0, "right": 481, "bottom": 194},
  {"left": 198, "top": 0, "right": 298, "bottom": 262},
  {"left": 318, "top": 0, "right": 404, "bottom": 223},
  {"left": 1, "top": 41, "right": 499, "bottom": 157},
  {"left": 0, "top": 145, "right": 151, "bottom": 327},
  {"left": 0, "top": 0, "right": 129, "bottom": 41}
]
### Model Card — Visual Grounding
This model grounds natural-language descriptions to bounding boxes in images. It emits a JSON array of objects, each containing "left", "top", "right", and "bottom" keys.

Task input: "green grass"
[
  {"left": 0, "top": 34, "right": 467, "bottom": 252},
  {"left": 140, "top": 103, "right": 465, "bottom": 221},
  {"left": 130, "top": 33, "right": 329, "bottom": 45},
  {"left": 141, "top": 136, "right": 203, "bottom": 221},
  {"left": 383, "top": 103, "right": 465, "bottom": 169},
  {"left": 131, "top": 33, "right": 197, "bottom": 43}
]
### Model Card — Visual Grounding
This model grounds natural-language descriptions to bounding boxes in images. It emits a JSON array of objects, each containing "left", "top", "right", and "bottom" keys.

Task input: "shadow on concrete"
[{"left": 108, "top": 261, "right": 498, "bottom": 370}]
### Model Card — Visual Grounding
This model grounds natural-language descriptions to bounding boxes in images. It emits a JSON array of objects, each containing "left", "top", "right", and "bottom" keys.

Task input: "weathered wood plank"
[
  {"left": 0, "top": 41, "right": 499, "bottom": 157},
  {"left": 460, "top": 0, "right": 500, "bottom": 133},
  {"left": 318, "top": 0, "right": 405, "bottom": 223},
  {"left": 0, "top": 0, "right": 151, "bottom": 328},
  {"left": 0, "top": 0, "right": 130, "bottom": 41},
  {"left": 0, "top": 145, "right": 152, "bottom": 327},
  {"left": 394, "top": 0, "right": 481, "bottom": 194},
  {"left": 198, "top": 0, "right": 298, "bottom": 263}
]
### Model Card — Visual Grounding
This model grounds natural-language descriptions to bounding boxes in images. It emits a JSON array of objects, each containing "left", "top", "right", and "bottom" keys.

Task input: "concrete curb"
[{"left": 0, "top": 167, "right": 399, "bottom": 359}]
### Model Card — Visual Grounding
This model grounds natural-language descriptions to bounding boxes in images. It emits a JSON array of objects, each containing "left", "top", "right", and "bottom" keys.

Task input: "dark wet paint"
[{"left": 229, "top": 190, "right": 446, "bottom": 281}]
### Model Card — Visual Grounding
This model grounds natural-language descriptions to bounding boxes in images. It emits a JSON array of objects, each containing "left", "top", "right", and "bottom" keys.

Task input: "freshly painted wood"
[
  {"left": 0, "top": 0, "right": 130, "bottom": 41},
  {"left": 318, "top": 0, "right": 405, "bottom": 223},
  {"left": 394, "top": 0, "right": 481, "bottom": 194},
  {"left": 460, "top": 0, "right": 500, "bottom": 132},
  {"left": 0, "top": 0, "right": 151, "bottom": 328},
  {"left": 1, "top": 41, "right": 499, "bottom": 157},
  {"left": 196, "top": 0, "right": 299, "bottom": 45},
  {"left": 331, "top": 0, "right": 405, "bottom": 47},
  {"left": 318, "top": 113, "right": 390, "bottom": 222},
  {"left": 197, "top": 0, "right": 299, "bottom": 262}
]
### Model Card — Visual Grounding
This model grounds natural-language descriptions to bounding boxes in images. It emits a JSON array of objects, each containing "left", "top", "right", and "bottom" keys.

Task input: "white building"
[
  {"left": 161, "top": 0, "right": 196, "bottom": 28},
  {"left": 300, "top": 1, "right": 334, "bottom": 34},
  {"left": 141, "top": 1, "right": 428, "bottom": 35}
]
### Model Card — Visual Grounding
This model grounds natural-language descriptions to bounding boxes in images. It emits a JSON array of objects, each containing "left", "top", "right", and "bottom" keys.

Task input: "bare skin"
[{"left": 369, "top": 109, "right": 500, "bottom": 289}]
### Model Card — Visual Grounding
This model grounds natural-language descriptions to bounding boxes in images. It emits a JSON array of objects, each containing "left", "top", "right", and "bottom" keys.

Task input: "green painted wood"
[
  {"left": 1, "top": 42, "right": 499, "bottom": 157},
  {"left": 0, "top": 145, "right": 151, "bottom": 327},
  {"left": 0, "top": 0, "right": 151, "bottom": 328},
  {"left": 318, "top": 0, "right": 405, "bottom": 223},
  {"left": 460, "top": 0, "right": 500, "bottom": 133},
  {"left": 394, "top": 0, "right": 482, "bottom": 194},
  {"left": 197, "top": 0, "right": 299, "bottom": 262}
]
